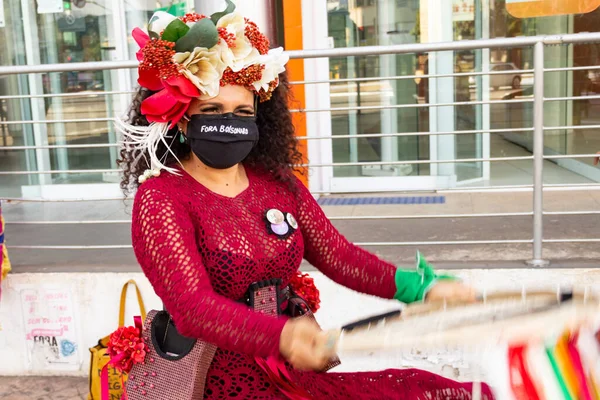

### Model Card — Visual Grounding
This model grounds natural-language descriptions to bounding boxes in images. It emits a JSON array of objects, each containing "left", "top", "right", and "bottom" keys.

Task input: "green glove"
[{"left": 393, "top": 250, "right": 456, "bottom": 304}]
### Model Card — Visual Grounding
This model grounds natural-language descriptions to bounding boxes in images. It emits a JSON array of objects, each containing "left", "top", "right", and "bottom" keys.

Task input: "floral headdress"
[{"left": 116, "top": 0, "right": 289, "bottom": 178}]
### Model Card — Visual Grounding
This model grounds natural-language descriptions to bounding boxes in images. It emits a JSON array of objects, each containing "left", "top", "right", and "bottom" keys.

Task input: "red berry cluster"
[
  {"left": 257, "top": 79, "right": 278, "bottom": 102},
  {"left": 289, "top": 272, "right": 321, "bottom": 313},
  {"left": 244, "top": 18, "right": 270, "bottom": 55},
  {"left": 221, "top": 64, "right": 264, "bottom": 88},
  {"left": 140, "top": 39, "right": 179, "bottom": 80},
  {"left": 179, "top": 13, "right": 207, "bottom": 24},
  {"left": 218, "top": 27, "right": 236, "bottom": 48}
]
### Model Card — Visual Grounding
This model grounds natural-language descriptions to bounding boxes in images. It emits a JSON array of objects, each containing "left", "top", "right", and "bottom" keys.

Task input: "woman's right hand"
[{"left": 279, "top": 318, "right": 332, "bottom": 371}]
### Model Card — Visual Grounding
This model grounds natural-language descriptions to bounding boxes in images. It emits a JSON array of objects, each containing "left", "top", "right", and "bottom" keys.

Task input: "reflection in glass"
[
  {"left": 327, "top": 0, "right": 427, "bottom": 179},
  {"left": 488, "top": 0, "right": 600, "bottom": 185},
  {"left": 0, "top": 0, "right": 38, "bottom": 197}
]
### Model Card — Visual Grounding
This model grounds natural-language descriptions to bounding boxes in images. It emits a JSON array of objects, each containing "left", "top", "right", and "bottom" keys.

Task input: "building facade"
[{"left": 1, "top": 0, "right": 599, "bottom": 198}]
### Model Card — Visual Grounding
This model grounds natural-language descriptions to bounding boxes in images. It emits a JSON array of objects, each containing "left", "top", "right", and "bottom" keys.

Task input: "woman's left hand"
[{"left": 425, "top": 280, "right": 476, "bottom": 303}]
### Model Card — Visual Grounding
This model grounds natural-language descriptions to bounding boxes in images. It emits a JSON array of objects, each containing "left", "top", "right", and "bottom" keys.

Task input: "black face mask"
[{"left": 186, "top": 113, "right": 259, "bottom": 169}]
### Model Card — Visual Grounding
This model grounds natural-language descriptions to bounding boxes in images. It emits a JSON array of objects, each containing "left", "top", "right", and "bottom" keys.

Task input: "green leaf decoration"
[
  {"left": 161, "top": 19, "right": 190, "bottom": 43},
  {"left": 175, "top": 18, "right": 219, "bottom": 52},
  {"left": 210, "top": 0, "right": 236, "bottom": 24}
]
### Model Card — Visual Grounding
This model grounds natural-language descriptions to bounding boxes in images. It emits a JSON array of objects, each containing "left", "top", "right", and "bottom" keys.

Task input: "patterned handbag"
[{"left": 124, "top": 310, "right": 217, "bottom": 399}]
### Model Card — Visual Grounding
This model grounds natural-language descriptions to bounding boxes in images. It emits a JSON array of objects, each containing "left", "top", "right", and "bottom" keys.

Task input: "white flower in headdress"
[
  {"left": 148, "top": 11, "right": 177, "bottom": 35},
  {"left": 253, "top": 47, "right": 289, "bottom": 92},
  {"left": 216, "top": 12, "right": 261, "bottom": 72},
  {"left": 173, "top": 46, "right": 226, "bottom": 99}
]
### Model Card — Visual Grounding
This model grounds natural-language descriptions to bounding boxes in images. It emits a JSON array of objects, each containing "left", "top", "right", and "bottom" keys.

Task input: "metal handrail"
[
  {"left": 12, "top": 123, "right": 600, "bottom": 151},
  {"left": 10, "top": 211, "right": 600, "bottom": 225},
  {"left": 290, "top": 97, "right": 533, "bottom": 114},
  {"left": 0, "top": 117, "right": 114, "bottom": 125},
  {"left": 10, "top": 237, "right": 600, "bottom": 250},
  {"left": 0, "top": 90, "right": 136, "bottom": 101},
  {"left": 0, "top": 97, "right": 532, "bottom": 126},
  {"left": 3, "top": 183, "right": 600, "bottom": 203},
  {"left": 0, "top": 156, "right": 534, "bottom": 175},
  {"left": 0, "top": 32, "right": 594, "bottom": 77},
  {"left": 291, "top": 68, "right": 535, "bottom": 85},
  {"left": 0, "top": 61, "right": 594, "bottom": 102}
]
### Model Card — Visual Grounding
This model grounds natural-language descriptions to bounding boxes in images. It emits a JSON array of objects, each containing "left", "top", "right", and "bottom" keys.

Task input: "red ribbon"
[
  {"left": 254, "top": 356, "right": 313, "bottom": 400},
  {"left": 508, "top": 345, "right": 541, "bottom": 400},
  {"left": 567, "top": 334, "right": 594, "bottom": 400},
  {"left": 101, "top": 316, "right": 144, "bottom": 400}
]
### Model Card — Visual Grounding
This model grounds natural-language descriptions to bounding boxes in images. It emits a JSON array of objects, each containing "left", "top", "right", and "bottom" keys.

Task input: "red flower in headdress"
[
  {"left": 133, "top": 31, "right": 202, "bottom": 127},
  {"left": 132, "top": 27, "right": 149, "bottom": 62},
  {"left": 141, "top": 89, "right": 191, "bottom": 128}
]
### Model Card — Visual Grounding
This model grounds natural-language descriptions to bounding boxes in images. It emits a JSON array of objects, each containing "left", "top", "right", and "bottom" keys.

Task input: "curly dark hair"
[{"left": 118, "top": 72, "right": 304, "bottom": 195}]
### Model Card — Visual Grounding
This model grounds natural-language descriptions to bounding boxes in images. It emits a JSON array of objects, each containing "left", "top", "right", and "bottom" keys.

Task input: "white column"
[
  {"left": 20, "top": 0, "right": 51, "bottom": 187},
  {"left": 42, "top": 14, "right": 69, "bottom": 178},
  {"left": 302, "top": 0, "right": 334, "bottom": 194},
  {"left": 535, "top": 15, "right": 571, "bottom": 155},
  {"left": 477, "top": 0, "right": 491, "bottom": 181},
  {"left": 110, "top": 0, "right": 134, "bottom": 175},
  {"left": 426, "top": 0, "right": 456, "bottom": 181},
  {"left": 377, "top": 0, "right": 398, "bottom": 167}
]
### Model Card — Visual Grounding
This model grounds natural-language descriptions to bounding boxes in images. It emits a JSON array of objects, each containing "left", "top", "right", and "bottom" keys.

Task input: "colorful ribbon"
[
  {"left": 566, "top": 334, "right": 594, "bottom": 400},
  {"left": 509, "top": 345, "right": 542, "bottom": 400}
]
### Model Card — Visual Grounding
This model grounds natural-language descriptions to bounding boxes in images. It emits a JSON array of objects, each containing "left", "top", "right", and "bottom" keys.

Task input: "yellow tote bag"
[
  {"left": 88, "top": 280, "right": 147, "bottom": 400},
  {"left": 1, "top": 207, "right": 11, "bottom": 282}
]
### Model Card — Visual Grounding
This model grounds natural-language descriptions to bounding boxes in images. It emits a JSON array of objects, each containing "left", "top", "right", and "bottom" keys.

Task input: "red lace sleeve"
[
  {"left": 295, "top": 179, "right": 397, "bottom": 299},
  {"left": 131, "top": 184, "right": 287, "bottom": 358}
]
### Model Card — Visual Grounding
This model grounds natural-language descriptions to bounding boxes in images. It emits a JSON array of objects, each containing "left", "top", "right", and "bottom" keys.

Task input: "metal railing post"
[{"left": 527, "top": 41, "right": 550, "bottom": 267}]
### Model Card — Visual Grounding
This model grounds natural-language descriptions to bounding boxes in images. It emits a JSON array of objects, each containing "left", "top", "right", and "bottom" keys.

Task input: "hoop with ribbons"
[{"left": 317, "top": 289, "right": 600, "bottom": 399}]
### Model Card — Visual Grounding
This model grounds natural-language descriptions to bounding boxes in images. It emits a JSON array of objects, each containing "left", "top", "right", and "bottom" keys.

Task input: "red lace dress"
[{"left": 131, "top": 166, "right": 494, "bottom": 400}]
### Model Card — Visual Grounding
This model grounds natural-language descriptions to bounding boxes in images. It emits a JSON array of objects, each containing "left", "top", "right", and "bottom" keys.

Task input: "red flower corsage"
[
  {"left": 289, "top": 272, "right": 321, "bottom": 313},
  {"left": 107, "top": 322, "right": 147, "bottom": 374}
]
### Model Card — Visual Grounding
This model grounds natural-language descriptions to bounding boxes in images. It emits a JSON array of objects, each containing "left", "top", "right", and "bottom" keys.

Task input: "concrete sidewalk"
[
  {"left": 2, "top": 189, "right": 600, "bottom": 271},
  {"left": 0, "top": 376, "right": 87, "bottom": 400}
]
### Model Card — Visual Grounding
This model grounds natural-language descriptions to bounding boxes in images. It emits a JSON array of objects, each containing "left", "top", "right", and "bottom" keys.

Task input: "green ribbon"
[
  {"left": 546, "top": 346, "right": 572, "bottom": 400},
  {"left": 393, "top": 250, "right": 456, "bottom": 304}
]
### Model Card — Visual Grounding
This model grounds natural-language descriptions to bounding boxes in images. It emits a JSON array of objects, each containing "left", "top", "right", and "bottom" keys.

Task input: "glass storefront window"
[
  {"left": 0, "top": 0, "right": 125, "bottom": 197},
  {"left": 327, "top": 0, "right": 428, "bottom": 179},
  {"left": 0, "top": 0, "right": 195, "bottom": 198},
  {"left": 0, "top": 0, "right": 37, "bottom": 198},
  {"left": 487, "top": 0, "right": 600, "bottom": 184},
  {"left": 453, "top": 1, "right": 484, "bottom": 182},
  {"left": 326, "top": 0, "right": 486, "bottom": 184}
]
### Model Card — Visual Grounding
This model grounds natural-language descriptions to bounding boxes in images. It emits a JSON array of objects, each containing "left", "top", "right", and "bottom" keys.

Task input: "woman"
[{"left": 118, "top": 6, "right": 494, "bottom": 399}]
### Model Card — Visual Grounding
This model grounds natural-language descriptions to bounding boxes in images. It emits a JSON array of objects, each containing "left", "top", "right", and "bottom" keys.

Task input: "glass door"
[
  {"left": 324, "top": 0, "right": 485, "bottom": 192},
  {"left": 0, "top": 0, "right": 38, "bottom": 198},
  {"left": 34, "top": 1, "right": 117, "bottom": 180},
  {"left": 15, "top": 0, "right": 128, "bottom": 199},
  {"left": 327, "top": 0, "right": 433, "bottom": 192}
]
